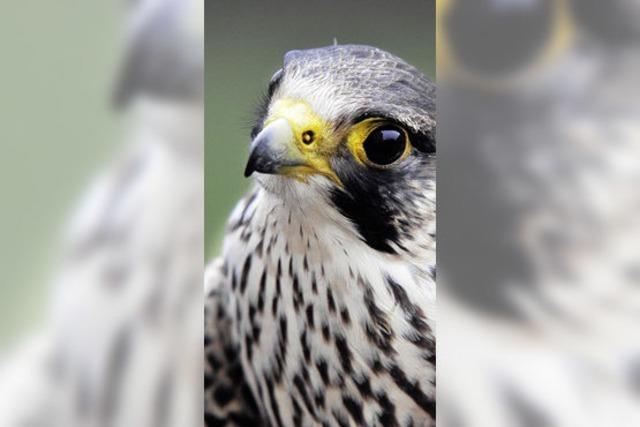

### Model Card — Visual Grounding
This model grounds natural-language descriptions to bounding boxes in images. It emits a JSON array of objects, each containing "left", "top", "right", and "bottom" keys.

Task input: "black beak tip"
[
  {"left": 244, "top": 152, "right": 258, "bottom": 177},
  {"left": 244, "top": 136, "right": 279, "bottom": 178}
]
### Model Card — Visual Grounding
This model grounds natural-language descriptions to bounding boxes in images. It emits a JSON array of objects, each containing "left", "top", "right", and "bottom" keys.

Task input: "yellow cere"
[
  {"left": 263, "top": 99, "right": 409, "bottom": 183},
  {"left": 264, "top": 98, "right": 341, "bottom": 185}
]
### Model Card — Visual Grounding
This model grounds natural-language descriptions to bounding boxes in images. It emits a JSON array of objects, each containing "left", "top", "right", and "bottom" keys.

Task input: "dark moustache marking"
[
  {"left": 329, "top": 125, "right": 434, "bottom": 254},
  {"left": 330, "top": 154, "right": 402, "bottom": 254}
]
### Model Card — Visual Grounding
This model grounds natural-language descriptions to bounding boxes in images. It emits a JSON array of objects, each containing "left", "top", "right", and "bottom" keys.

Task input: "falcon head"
[{"left": 245, "top": 45, "right": 436, "bottom": 254}]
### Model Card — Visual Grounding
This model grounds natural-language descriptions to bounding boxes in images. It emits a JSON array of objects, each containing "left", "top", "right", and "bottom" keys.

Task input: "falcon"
[{"left": 205, "top": 45, "right": 436, "bottom": 427}]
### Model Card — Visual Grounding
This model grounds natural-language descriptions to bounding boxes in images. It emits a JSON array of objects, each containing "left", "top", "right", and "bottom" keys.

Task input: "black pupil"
[{"left": 363, "top": 126, "right": 406, "bottom": 166}]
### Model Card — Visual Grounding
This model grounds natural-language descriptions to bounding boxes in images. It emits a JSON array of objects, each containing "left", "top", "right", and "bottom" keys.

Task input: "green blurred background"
[
  {"left": 205, "top": 0, "right": 435, "bottom": 258},
  {"left": 0, "top": 3, "right": 122, "bottom": 347}
]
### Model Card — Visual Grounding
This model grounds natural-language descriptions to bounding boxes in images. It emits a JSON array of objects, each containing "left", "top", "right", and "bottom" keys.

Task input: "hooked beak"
[{"left": 244, "top": 118, "right": 305, "bottom": 177}]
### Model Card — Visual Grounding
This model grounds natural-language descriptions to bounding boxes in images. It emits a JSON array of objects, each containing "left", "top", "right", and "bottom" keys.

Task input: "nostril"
[{"left": 301, "top": 130, "right": 315, "bottom": 145}]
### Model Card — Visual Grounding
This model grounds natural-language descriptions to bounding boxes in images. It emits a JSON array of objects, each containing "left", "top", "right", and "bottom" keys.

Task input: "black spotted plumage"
[{"left": 205, "top": 45, "right": 436, "bottom": 426}]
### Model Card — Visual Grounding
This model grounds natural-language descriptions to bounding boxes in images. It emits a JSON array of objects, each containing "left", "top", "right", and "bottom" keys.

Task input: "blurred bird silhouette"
[
  {"left": 0, "top": 1, "right": 203, "bottom": 426},
  {"left": 438, "top": 0, "right": 640, "bottom": 425}
]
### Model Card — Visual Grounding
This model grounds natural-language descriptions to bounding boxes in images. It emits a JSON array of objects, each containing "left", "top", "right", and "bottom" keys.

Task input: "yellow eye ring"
[{"left": 348, "top": 120, "right": 411, "bottom": 168}]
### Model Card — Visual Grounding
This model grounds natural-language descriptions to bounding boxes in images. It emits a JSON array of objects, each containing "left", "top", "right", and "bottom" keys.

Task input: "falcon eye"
[{"left": 362, "top": 125, "right": 407, "bottom": 166}]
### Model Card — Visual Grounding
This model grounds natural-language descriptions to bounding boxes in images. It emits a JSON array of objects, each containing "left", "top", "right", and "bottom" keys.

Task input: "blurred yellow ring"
[{"left": 437, "top": 0, "right": 575, "bottom": 90}]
